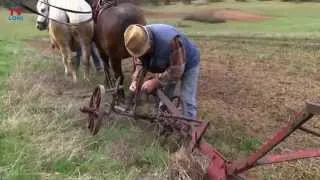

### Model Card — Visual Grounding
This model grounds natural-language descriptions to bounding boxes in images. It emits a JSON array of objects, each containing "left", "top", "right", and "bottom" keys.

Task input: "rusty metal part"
[
  {"left": 80, "top": 85, "right": 105, "bottom": 135},
  {"left": 184, "top": 122, "right": 230, "bottom": 180},
  {"left": 186, "top": 122, "right": 230, "bottom": 179},
  {"left": 255, "top": 149, "right": 320, "bottom": 166},
  {"left": 184, "top": 100, "right": 320, "bottom": 180},
  {"left": 104, "top": 100, "right": 202, "bottom": 136},
  {"left": 80, "top": 77, "right": 124, "bottom": 135},
  {"left": 81, "top": 66, "right": 320, "bottom": 179},
  {"left": 228, "top": 109, "right": 313, "bottom": 175},
  {"left": 80, "top": 73, "right": 199, "bottom": 136},
  {"left": 156, "top": 89, "right": 181, "bottom": 116},
  {"left": 188, "top": 122, "right": 209, "bottom": 152}
]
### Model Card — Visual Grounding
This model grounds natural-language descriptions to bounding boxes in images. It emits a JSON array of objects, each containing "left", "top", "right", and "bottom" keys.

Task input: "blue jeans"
[
  {"left": 162, "top": 63, "right": 200, "bottom": 120},
  {"left": 76, "top": 45, "right": 102, "bottom": 70}
]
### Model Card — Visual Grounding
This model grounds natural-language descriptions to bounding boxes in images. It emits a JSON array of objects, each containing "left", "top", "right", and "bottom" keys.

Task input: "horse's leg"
[
  {"left": 49, "top": 21, "right": 75, "bottom": 81},
  {"left": 50, "top": 36, "right": 56, "bottom": 49},
  {"left": 66, "top": 46, "right": 77, "bottom": 83},
  {"left": 77, "top": 21, "right": 94, "bottom": 81},
  {"left": 110, "top": 56, "right": 124, "bottom": 99},
  {"left": 99, "top": 51, "right": 114, "bottom": 88},
  {"left": 55, "top": 37, "right": 70, "bottom": 76},
  {"left": 59, "top": 47, "right": 69, "bottom": 76},
  {"left": 81, "top": 42, "right": 91, "bottom": 81},
  {"left": 93, "top": 36, "right": 113, "bottom": 87}
]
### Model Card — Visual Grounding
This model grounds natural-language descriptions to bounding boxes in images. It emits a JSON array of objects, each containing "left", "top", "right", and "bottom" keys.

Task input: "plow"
[{"left": 80, "top": 70, "right": 320, "bottom": 180}]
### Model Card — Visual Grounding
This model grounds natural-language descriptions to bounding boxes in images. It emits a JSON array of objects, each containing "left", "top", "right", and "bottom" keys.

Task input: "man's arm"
[
  {"left": 131, "top": 57, "right": 144, "bottom": 82},
  {"left": 158, "top": 36, "right": 186, "bottom": 85}
]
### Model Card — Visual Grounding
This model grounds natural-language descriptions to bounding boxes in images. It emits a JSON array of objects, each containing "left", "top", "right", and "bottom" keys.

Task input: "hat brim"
[{"left": 126, "top": 39, "right": 151, "bottom": 58}]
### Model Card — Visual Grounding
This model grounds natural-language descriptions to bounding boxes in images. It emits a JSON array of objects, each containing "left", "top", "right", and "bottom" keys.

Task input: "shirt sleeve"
[{"left": 158, "top": 36, "right": 186, "bottom": 85}]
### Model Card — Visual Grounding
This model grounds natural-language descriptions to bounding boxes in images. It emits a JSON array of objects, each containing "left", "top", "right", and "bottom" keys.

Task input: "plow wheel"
[{"left": 87, "top": 85, "right": 106, "bottom": 135}]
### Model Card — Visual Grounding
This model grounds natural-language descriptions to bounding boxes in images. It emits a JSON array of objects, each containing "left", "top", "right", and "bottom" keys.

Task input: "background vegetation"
[{"left": 0, "top": 1, "right": 319, "bottom": 179}]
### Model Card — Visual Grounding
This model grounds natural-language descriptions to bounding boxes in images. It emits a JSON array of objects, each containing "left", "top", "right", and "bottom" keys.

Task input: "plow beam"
[
  {"left": 228, "top": 108, "right": 314, "bottom": 175},
  {"left": 255, "top": 149, "right": 320, "bottom": 166},
  {"left": 188, "top": 100, "right": 320, "bottom": 180}
]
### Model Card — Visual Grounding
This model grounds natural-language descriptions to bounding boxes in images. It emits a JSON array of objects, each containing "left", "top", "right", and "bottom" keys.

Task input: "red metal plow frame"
[
  {"left": 188, "top": 101, "right": 320, "bottom": 180},
  {"left": 80, "top": 69, "right": 320, "bottom": 179}
]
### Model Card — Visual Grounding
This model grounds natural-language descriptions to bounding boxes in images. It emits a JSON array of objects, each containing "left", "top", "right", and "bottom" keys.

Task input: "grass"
[
  {"left": 0, "top": 2, "right": 320, "bottom": 180},
  {"left": 1, "top": 51, "right": 170, "bottom": 179},
  {"left": 0, "top": 10, "right": 170, "bottom": 179},
  {"left": 147, "top": 0, "right": 320, "bottom": 38},
  {"left": 0, "top": 9, "right": 46, "bottom": 92}
]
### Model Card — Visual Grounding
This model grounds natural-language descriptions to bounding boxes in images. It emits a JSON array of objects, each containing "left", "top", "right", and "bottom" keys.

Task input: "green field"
[
  {"left": 0, "top": 1, "right": 320, "bottom": 180},
  {"left": 147, "top": 1, "right": 320, "bottom": 38}
]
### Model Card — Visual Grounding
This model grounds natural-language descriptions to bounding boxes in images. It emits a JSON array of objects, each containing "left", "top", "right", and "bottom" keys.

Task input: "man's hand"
[
  {"left": 129, "top": 80, "right": 137, "bottom": 92},
  {"left": 141, "top": 78, "right": 161, "bottom": 93}
]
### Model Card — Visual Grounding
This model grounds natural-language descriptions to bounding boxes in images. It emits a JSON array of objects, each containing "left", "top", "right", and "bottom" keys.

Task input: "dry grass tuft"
[
  {"left": 3, "top": 56, "right": 95, "bottom": 162},
  {"left": 167, "top": 146, "right": 208, "bottom": 180}
]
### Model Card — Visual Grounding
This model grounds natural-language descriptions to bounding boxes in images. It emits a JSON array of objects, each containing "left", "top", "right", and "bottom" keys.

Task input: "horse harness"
[
  {"left": 93, "top": 0, "right": 117, "bottom": 22},
  {"left": 20, "top": 1, "right": 94, "bottom": 26}
]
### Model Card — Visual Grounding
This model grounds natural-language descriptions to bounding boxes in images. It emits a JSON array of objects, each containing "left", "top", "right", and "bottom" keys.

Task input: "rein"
[
  {"left": 38, "top": 0, "right": 92, "bottom": 14},
  {"left": 19, "top": 2, "right": 93, "bottom": 26}
]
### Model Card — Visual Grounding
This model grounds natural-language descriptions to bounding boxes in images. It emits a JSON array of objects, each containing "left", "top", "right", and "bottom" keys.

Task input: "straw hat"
[{"left": 124, "top": 24, "right": 151, "bottom": 57}]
